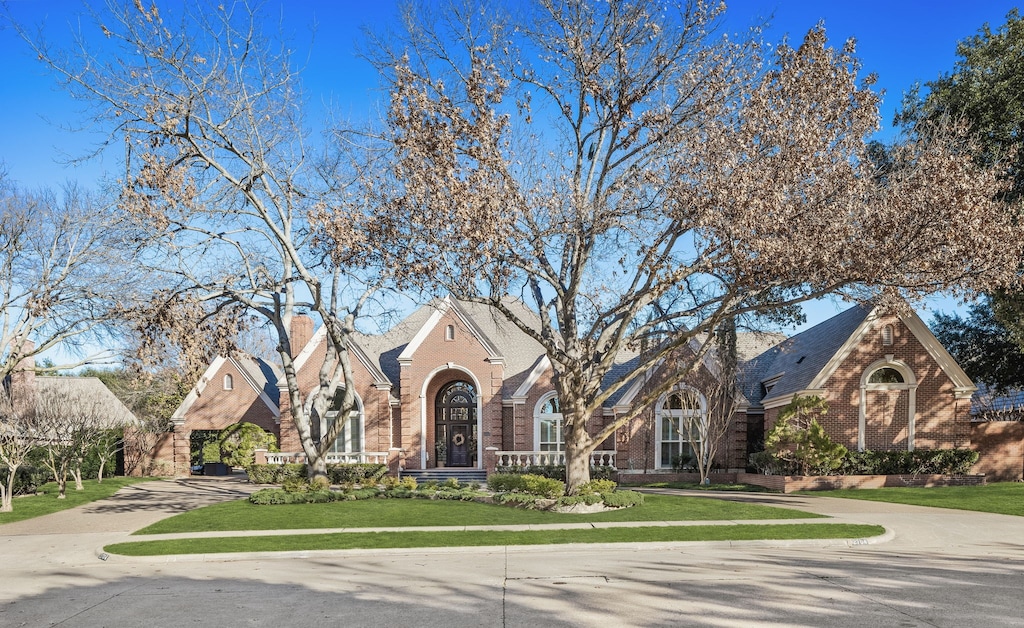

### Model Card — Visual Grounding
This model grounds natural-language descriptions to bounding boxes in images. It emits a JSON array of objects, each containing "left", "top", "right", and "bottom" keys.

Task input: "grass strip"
[
  {"left": 135, "top": 493, "right": 822, "bottom": 535},
  {"left": 808, "top": 482, "right": 1024, "bottom": 517},
  {"left": 0, "top": 477, "right": 152, "bottom": 525},
  {"left": 109, "top": 523, "right": 883, "bottom": 556}
]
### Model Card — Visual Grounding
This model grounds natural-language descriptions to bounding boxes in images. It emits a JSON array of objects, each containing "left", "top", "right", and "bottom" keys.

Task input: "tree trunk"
[
  {"left": 563, "top": 418, "right": 593, "bottom": 495},
  {"left": 72, "top": 464, "right": 84, "bottom": 490},
  {"left": 97, "top": 459, "right": 106, "bottom": 483},
  {"left": 57, "top": 476, "right": 67, "bottom": 499},
  {"left": 1, "top": 469, "right": 15, "bottom": 512},
  {"left": 308, "top": 453, "right": 329, "bottom": 487}
]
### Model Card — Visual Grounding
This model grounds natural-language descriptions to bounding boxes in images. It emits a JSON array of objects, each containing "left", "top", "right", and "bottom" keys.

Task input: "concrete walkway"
[{"left": 1, "top": 480, "right": 1022, "bottom": 627}]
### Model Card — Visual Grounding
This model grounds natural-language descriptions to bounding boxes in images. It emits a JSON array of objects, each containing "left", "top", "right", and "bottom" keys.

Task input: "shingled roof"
[{"left": 741, "top": 302, "right": 873, "bottom": 406}]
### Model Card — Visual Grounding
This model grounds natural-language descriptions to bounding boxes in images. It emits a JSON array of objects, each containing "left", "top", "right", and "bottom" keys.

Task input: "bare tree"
[
  {"left": 362, "top": 0, "right": 1022, "bottom": 492},
  {"left": 22, "top": 1, "right": 392, "bottom": 483},
  {"left": 35, "top": 378, "right": 136, "bottom": 496},
  {"left": 0, "top": 387, "right": 41, "bottom": 512},
  {"left": 0, "top": 174, "right": 138, "bottom": 382},
  {"left": 673, "top": 318, "right": 745, "bottom": 485}
]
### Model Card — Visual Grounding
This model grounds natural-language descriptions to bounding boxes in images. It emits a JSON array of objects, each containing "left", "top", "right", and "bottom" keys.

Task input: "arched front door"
[{"left": 435, "top": 381, "right": 476, "bottom": 467}]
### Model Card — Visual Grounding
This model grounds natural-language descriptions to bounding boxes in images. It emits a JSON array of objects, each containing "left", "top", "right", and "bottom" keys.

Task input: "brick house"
[{"left": 163, "top": 298, "right": 1015, "bottom": 479}]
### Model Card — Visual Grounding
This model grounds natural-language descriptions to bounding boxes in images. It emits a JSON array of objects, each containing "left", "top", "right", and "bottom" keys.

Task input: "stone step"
[{"left": 403, "top": 468, "right": 489, "bottom": 484}]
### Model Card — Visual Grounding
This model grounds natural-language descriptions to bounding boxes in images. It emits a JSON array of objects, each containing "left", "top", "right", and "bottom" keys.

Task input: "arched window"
[
  {"left": 860, "top": 360, "right": 916, "bottom": 452},
  {"left": 310, "top": 388, "right": 363, "bottom": 454},
  {"left": 657, "top": 390, "right": 704, "bottom": 469},
  {"left": 445, "top": 324, "right": 455, "bottom": 341},
  {"left": 868, "top": 367, "right": 904, "bottom": 384},
  {"left": 535, "top": 394, "right": 563, "bottom": 451},
  {"left": 223, "top": 374, "right": 233, "bottom": 390}
]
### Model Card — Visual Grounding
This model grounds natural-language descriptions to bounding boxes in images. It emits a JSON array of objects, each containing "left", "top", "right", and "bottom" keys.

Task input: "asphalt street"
[{"left": 1, "top": 478, "right": 1021, "bottom": 627}]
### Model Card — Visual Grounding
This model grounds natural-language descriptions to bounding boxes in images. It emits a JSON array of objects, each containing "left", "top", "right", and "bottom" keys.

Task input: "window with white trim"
[
  {"left": 445, "top": 324, "right": 455, "bottom": 341},
  {"left": 657, "top": 390, "right": 703, "bottom": 469},
  {"left": 319, "top": 388, "right": 363, "bottom": 454},
  {"left": 536, "top": 395, "right": 563, "bottom": 451},
  {"left": 223, "top": 374, "right": 233, "bottom": 390},
  {"left": 881, "top": 324, "right": 894, "bottom": 346}
]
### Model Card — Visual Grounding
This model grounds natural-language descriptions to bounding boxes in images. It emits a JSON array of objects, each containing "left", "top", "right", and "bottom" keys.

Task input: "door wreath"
[{"left": 452, "top": 433, "right": 466, "bottom": 447}]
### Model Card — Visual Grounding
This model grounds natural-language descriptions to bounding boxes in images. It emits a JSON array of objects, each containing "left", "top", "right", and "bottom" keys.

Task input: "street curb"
[{"left": 96, "top": 526, "right": 894, "bottom": 564}]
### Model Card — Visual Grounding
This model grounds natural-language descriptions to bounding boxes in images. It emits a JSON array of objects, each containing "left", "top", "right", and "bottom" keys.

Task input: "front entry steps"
[{"left": 402, "top": 468, "right": 488, "bottom": 484}]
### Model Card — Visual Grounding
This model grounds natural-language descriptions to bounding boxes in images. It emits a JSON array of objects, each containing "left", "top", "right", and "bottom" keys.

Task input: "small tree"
[
  {"left": 0, "top": 388, "right": 41, "bottom": 512},
  {"left": 216, "top": 423, "right": 278, "bottom": 469},
  {"left": 679, "top": 319, "right": 744, "bottom": 485},
  {"left": 765, "top": 396, "right": 848, "bottom": 476}
]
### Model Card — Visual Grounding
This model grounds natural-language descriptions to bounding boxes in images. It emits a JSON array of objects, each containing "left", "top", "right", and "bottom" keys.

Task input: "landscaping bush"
[
  {"left": 246, "top": 463, "right": 306, "bottom": 484},
  {"left": 217, "top": 423, "right": 278, "bottom": 468},
  {"left": 328, "top": 463, "right": 388, "bottom": 485},
  {"left": 577, "top": 479, "right": 617, "bottom": 495},
  {"left": 493, "top": 464, "right": 616, "bottom": 482},
  {"left": 752, "top": 448, "right": 980, "bottom": 476},
  {"left": 488, "top": 473, "right": 565, "bottom": 498},
  {"left": 1, "top": 465, "right": 52, "bottom": 496},
  {"left": 601, "top": 490, "right": 645, "bottom": 508}
]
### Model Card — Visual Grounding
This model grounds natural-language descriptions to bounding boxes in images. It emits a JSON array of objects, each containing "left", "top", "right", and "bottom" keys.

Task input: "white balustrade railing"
[
  {"left": 263, "top": 451, "right": 390, "bottom": 465},
  {"left": 495, "top": 450, "right": 616, "bottom": 470}
]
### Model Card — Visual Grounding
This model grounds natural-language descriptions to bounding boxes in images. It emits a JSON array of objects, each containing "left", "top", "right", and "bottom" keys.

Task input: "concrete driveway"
[{"left": 1, "top": 480, "right": 1021, "bottom": 627}]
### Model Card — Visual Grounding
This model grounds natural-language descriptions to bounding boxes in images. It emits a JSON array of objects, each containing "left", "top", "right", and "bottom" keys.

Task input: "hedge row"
[
  {"left": 493, "top": 464, "right": 616, "bottom": 482},
  {"left": 0, "top": 465, "right": 52, "bottom": 495},
  {"left": 750, "top": 448, "right": 980, "bottom": 476},
  {"left": 246, "top": 463, "right": 388, "bottom": 485}
]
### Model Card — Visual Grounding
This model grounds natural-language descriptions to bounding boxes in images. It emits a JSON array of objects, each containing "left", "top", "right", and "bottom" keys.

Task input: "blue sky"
[{"left": 1, "top": 0, "right": 1019, "bottom": 332}]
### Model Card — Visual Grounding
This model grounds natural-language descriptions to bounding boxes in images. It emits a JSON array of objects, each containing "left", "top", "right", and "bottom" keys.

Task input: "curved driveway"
[{"left": 1, "top": 479, "right": 1021, "bottom": 627}]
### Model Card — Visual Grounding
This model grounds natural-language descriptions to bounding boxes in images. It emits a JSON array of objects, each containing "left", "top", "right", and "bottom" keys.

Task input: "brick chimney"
[{"left": 289, "top": 314, "right": 314, "bottom": 359}]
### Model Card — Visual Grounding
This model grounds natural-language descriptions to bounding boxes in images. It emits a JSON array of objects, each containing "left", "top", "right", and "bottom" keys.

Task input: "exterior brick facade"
[{"left": 158, "top": 299, "right": 1022, "bottom": 483}]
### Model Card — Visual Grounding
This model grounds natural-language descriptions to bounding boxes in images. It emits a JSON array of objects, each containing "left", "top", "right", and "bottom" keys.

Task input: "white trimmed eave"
[
  {"left": 170, "top": 356, "right": 228, "bottom": 423},
  {"left": 761, "top": 388, "right": 827, "bottom": 411},
  {"left": 512, "top": 356, "right": 551, "bottom": 399},
  {"left": 229, "top": 357, "right": 281, "bottom": 419},
  {"left": 900, "top": 308, "right": 977, "bottom": 397},
  {"left": 397, "top": 300, "right": 449, "bottom": 362},
  {"left": 806, "top": 307, "right": 879, "bottom": 391}
]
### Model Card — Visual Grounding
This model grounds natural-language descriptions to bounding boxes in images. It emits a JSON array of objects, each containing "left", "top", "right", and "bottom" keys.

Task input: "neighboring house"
[{"left": 161, "top": 298, "right": 1021, "bottom": 481}]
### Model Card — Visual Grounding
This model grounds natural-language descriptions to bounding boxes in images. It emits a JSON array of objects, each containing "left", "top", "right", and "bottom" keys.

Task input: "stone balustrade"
[
  {"left": 494, "top": 450, "right": 616, "bottom": 470},
  {"left": 262, "top": 451, "right": 390, "bottom": 465}
]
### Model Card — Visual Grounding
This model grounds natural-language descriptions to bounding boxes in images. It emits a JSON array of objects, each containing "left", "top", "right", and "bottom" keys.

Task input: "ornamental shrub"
[
  {"left": 601, "top": 490, "right": 645, "bottom": 508},
  {"left": 217, "top": 423, "right": 278, "bottom": 468},
  {"left": 488, "top": 472, "right": 565, "bottom": 498},
  {"left": 577, "top": 479, "right": 617, "bottom": 496},
  {"left": 246, "top": 463, "right": 306, "bottom": 484}
]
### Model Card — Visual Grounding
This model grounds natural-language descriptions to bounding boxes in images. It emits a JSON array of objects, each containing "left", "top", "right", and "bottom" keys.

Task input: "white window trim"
[
  {"left": 223, "top": 373, "right": 233, "bottom": 390},
  {"left": 655, "top": 388, "right": 706, "bottom": 469},
  {"left": 305, "top": 386, "right": 365, "bottom": 453},
  {"left": 858, "top": 358, "right": 917, "bottom": 452},
  {"left": 534, "top": 391, "right": 564, "bottom": 452}
]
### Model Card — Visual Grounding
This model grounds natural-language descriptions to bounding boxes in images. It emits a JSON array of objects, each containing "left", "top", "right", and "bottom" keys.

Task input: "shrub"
[
  {"left": 246, "top": 463, "right": 306, "bottom": 484},
  {"left": 601, "top": 490, "right": 645, "bottom": 508},
  {"left": 327, "top": 463, "right": 388, "bottom": 485},
  {"left": 488, "top": 472, "right": 565, "bottom": 498},
  {"left": 217, "top": 423, "right": 278, "bottom": 468},
  {"left": 765, "top": 396, "right": 847, "bottom": 475},
  {"left": 1, "top": 465, "right": 52, "bottom": 496},
  {"left": 839, "top": 449, "right": 979, "bottom": 476},
  {"left": 493, "top": 464, "right": 616, "bottom": 482},
  {"left": 493, "top": 492, "right": 542, "bottom": 507},
  {"left": 577, "top": 479, "right": 617, "bottom": 496},
  {"left": 442, "top": 477, "right": 461, "bottom": 489}
]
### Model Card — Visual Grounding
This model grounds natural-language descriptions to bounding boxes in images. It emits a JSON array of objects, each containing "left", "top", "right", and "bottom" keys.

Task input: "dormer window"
[
  {"left": 882, "top": 324, "right": 894, "bottom": 346},
  {"left": 223, "top": 374, "right": 234, "bottom": 390},
  {"left": 445, "top": 324, "right": 455, "bottom": 341}
]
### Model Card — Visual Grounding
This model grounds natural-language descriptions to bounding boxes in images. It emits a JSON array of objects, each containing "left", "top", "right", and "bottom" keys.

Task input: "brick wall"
[
  {"left": 971, "top": 421, "right": 1024, "bottom": 482},
  {"left": 399, "top": 308, "right": 504, "bottom": 469},
  {"left": 761, "top": 313, "right": 971, "bottom": 454}
]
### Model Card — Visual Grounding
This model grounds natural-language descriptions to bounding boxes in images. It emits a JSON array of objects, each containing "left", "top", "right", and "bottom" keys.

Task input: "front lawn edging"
[{"left": 736, "top": 472, "right": 987, "bottom": 493}]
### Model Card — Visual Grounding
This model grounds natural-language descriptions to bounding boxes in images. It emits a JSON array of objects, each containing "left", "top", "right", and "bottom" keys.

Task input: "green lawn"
[
  {"left": 0, "top": 477, "right": 151, "bottom": 525},
  {"left": 108, "top": 523, "right": 883, "bottom": 556},
  {"left": 809, "top": 482, "right": 1024, "bottom": 516},
  {"left": 135, "top": 493, "right": 823, "bottom": 535}
]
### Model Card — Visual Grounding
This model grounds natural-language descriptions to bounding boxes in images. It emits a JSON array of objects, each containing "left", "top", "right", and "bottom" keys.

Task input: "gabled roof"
[
  {"left": 746, "top": 301, "right": 976, "bottom": 408},
  {"left": 746, "top": 303, "right": 873, "bottom": 406},
  {"left": 289, "top": 326, "right": 392, "bottom": 390},
  {"left": 172, "top": 354, "right": 282, "bottom": 422},
  {"left": 35, "top": 376, "right": 137, "bottom": 427}
]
